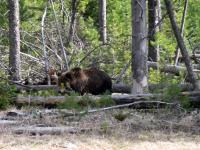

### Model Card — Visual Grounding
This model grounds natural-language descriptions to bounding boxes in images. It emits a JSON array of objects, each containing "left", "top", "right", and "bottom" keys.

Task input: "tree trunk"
[
  {"left": 131, "top": 0, "right": 148, "bottom": 94},
  {"left": 148, "top": 0, "right": 158, "bottom": 62},
  {"left": 164, "top": 0, "right": 199, "bottom": 90},
  {"left": 8, "top": 0, "right": 21, "bottom": 81},
  {"left": 174, "top": 0, "right": 188, "bottom": 65},
  {"left": 67, "top": 0, "right": 77, "bottom": 46},
  {"left": 41, "top": 5, "right": 50, "bottom": 85},
  {"left": 99, "top": 0, "right": 107, "bottom": 44},
  {"left": 157, "top": 0, "right": 162, "bottom": 30}
]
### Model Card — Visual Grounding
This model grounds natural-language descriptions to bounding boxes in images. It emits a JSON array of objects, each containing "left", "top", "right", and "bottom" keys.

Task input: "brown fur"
[{"left": 58, "top": 67, "right": 112, "bottom": 95}]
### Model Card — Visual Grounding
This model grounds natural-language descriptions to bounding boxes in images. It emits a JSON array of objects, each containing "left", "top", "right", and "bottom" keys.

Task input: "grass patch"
[
  {"left": 97, "top": 95, "right": 115, "bottom": 107},
  {"left": 57, "top": 94, "right": 115, "bottom": 111}
]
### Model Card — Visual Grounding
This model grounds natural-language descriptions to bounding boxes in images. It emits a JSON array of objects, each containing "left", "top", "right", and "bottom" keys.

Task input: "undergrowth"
[
  {"left": 0, "top": 79, "right": 17, "bottom": 109},
  {"left": 58, "top": 93, "right": 115, "bottom": 111}
]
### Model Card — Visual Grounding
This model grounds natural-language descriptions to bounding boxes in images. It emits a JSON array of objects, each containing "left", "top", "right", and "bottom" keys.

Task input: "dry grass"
[
  {"left": 1, "top": 108, "right": 200, "bottom": 149},
  {"left": 0, "top": 133, "right": 200, "bottom": 150}
]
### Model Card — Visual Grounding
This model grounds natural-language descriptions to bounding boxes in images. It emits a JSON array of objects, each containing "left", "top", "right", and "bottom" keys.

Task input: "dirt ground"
[{"left": 0, "top": 107, "right": 200, "bottom": 150}]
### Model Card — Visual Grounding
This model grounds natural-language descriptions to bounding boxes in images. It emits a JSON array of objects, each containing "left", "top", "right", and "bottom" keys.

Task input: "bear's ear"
[
  {"left": 71, "top": 67, "right": 81, "bottom": 77},
  {"left": 71, "top": 67, "right": 81, "bottom": 72}
]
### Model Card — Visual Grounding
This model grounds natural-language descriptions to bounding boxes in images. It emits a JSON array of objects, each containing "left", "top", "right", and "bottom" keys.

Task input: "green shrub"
[
  {"left": 160, "top": 83, "right": 190, "bottom": 108},
  {"left": 114, "top": 111, "right": 129, "bottom": 121},
  {"left": 162, "top": 84, "right": 182, "bottom": 102},
  {"left": 78, "top": 95, "right": 97, "bottom": 108},
  {"left": 58, "top": 94, "right": 115, "bottom": 110},
  {"left": 57, "top": 93, "right": 83, "bottom": 111},
  {"left": 0, "top": 80, "right": 17, "bottom": 109},
  {"left": 97, "top": 95, "right": 115, "bottom": 107}
]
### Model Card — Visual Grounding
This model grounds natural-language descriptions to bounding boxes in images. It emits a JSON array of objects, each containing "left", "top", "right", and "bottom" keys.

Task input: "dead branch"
[
  {"left": 81, "top": 100, "right": 176, "bottom": 114},
  {"left": 20, "top": 52, "right": 44, "bottom": 65},
  {"left": 78, "top": 44, "right": 110, "bottom": 64},
  {"left": 50, "top": 0, "right": 69, "bottom": 70},
  {"left": 115, "top": 60, "right": 131, "bottom": 83}
]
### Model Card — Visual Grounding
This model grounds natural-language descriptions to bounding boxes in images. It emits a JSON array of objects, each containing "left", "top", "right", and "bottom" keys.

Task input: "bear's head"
[{"left": 58, "top": 67, "right": 82, "bottom": 87}]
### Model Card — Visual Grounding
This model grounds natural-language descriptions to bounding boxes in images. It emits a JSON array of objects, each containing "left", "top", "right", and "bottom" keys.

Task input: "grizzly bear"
[{"left": 58, "top": 67, "right": 112, "bottom": 95}]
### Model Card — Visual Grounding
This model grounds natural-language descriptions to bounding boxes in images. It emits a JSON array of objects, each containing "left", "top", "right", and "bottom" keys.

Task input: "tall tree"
[
  {"left": 99, "top": 0, "right": 107, "bottom": 44},
  {"left": 8, "top": 0, "right": 21, "bottom": 81},
  {"left": 164, "top": 0, "right": 199, "bottom": 90},
  {"left": 131, "top": 0, "right": 148, "bottom": 94},
  {"left": 148, "top": 0, "right": 158, "bottom": 62}
]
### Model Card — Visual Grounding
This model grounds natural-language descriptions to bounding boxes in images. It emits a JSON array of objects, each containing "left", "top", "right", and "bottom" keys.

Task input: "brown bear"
[{"left": 58, "top": 67, "right": 112, "bottom": 95}]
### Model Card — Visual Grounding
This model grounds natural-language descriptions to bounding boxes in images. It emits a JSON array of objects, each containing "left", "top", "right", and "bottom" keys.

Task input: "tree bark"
[
  {"left": 174, "top": 0, "right": 188, "bottom": 65},
  {"left": 164, "top": 0, "right": 199, "bottom": 90},
  {"left": 67, "top": 0, "right": 77, "bottom": 46},
  {"left": 148, "top": 0, "right": 158, "bottom": 62},
  {"left": 8, "top": 0, "right": 21, "bottom": 81},
  {"left": 132, "top": 0, "right": 148, "bottom": 94},
  {"left": 99, "top": 0, "right": 107, "bottom": 44},
  {"left": 157, "top": 0, "right": 162, "bottom": 30}
]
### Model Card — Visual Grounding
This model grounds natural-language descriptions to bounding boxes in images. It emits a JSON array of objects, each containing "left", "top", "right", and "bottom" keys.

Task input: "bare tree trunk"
[
  {"left": 148, "top": 0, "right": 158, "bottom": 62},
  {"left": 67, "top": 0, "right": 77, "bottom": 46},
  {"left": 131, "top": 0, "right": 148, "bottom": 94},
  {"left": 8, "top": 0, "right": 21, "bottom": 81},
  {"left": 99, "top": 0, "right": 107, "bottom": 44},
  {"left": 157, "top": 0, "right": 162, "bottom": 30},
  {"left": 164, "top": 0, "right": 199, "bottom": 90},
  {"left": 41, "top": 5, "right": 50, "bottom": 85},
  {"left": 174, "top": 0, "right": 188, "bottom": 65},
  {"left": 155, "top": 0, "right": 161, "bottom": 61}
]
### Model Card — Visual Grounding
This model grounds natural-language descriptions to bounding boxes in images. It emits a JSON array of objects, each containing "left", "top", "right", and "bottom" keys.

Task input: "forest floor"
[{"left": 0, "top": 107, "right": 200, "bottom": 150}]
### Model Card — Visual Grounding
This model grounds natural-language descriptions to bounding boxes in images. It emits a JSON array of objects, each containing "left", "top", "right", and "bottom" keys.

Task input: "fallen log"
[
  {"left": 180, "top": 91, "right": 200, "bottom": 96},
  {"left": 13, "top": 126, "right": 86, "bottom": 135},
  {"left": 0, "top": 120, "right": 19, "bottom": 126},
  {"left": 113, "top": 83, "right": 194, "bottom": 93},
  {"left": 14, "top": 92, "right": 200, "bottom": 107},
  {"left": 178, "top": 54, "right": 200, "bottom": 63},
  {"left": 14, "top": 94, "right": 156, "bottom": 106},
  {"left": 148, "top": 61, "right": 200, "bottom": 75},
  {"left": 16, "top": 85, "right": 59, "bottom": 91},
  {"left": 112, "top": 84, "right": 131, "bottom": 93},
  {"left": 14, "top": 96, "right": 66, "bottom": 105},
  {"left": 16, "top": 83, "right": 194, "bottom": 94}
]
